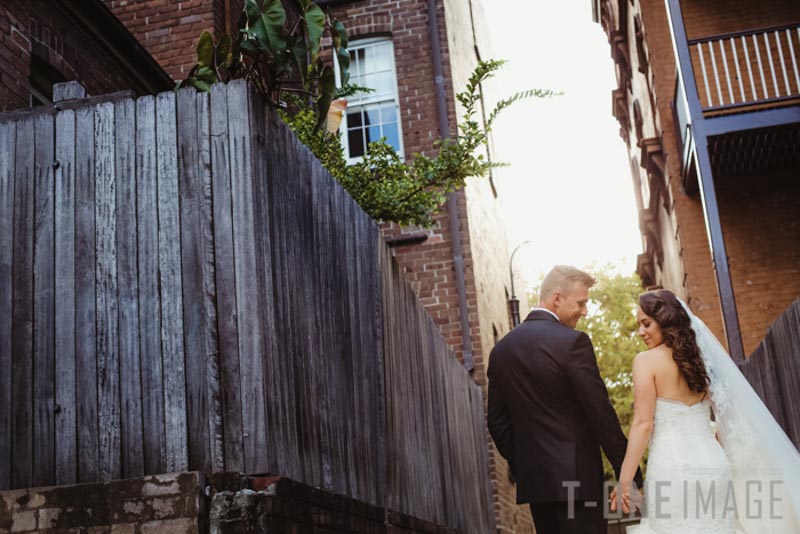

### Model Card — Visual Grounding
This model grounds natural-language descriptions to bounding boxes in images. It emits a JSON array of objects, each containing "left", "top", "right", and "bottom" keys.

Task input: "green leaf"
[
  {"left": 244, "top": 0, "right": 260, "bottom": 22},
  {"left": 197, "top": 31, "right": 215, "bottom": 67},
  {"left": 248, "top": 0, "right": 287, "bottom": 55},
  {"left": 304, "top": 4, "right": 326, "bottom": 62},
  {"left": 315, "top": 65, "right": 336, "bottom": 132},
  {"left": 337, "top": 48, "right": 350, "bottom": 86},
  {"left": 289, "top": 35, "right": 308, "bottom": 86},
  {"left": 216, "top": 34, "right": 232, "bottom": 67},
  {"left": 333, "top": 20, "right": 348, "bottom": 50},
  {"left": 190, "top": 78, "right": 212, "bottom": 92}
]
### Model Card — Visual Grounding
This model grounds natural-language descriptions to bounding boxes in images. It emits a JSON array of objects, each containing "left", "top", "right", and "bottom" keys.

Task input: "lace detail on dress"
[{"left": 628, "top": 398, "right": 738, "bottom": 534}]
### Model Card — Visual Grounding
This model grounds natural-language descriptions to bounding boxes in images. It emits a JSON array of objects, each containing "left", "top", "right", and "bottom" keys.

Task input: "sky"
[{"left": 480, "top": 1, "right": 643, "bottom": 292}]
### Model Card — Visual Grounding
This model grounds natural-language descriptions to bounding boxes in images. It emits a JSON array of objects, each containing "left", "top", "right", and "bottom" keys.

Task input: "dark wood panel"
[
  {"left": 135, "top": 95, "right": 166, "bottom": 475},
  {"left": 136, "top": 96, "right": 167, "bottom": 473},
  {"left": 0, "top": 120, "right": 15, "bottom": 490},
  {"left": 196, "top": 90, "right": 225, "bottom": 473},
  {"left": 249, "top": 91, "right": 280, "bottom": 479},
  {"left": 310, "top": 158, "right": 335, "bottom": 492},
  {"left": 226, "top": 81, "right": 268, "bottom": 475},
  {"left": 11, "top": 117, "right": 35, "bottom": 489},
  {"left": 209, "top": 83, "right": 243, "bottom": 474},
  {"left": 155, "top": 91, "right": 189, "bottom": 472},
  {"left": 114, "top": 98, "right": 144, "bottom": 478},
  {"left": 54, "top": 109, "right": 77, "bottom": 485},
  {"left": 95, "top": 102, "right": 121, "bottom": 482},
  {"left": 176, "top": 87, "right": 212, "bottom": 473},
  {"left": 32, "top": 112, "right": 56, "bottom": 487},
  {"left": 74, "top": 106, "right": 99, "bottom": 483}
]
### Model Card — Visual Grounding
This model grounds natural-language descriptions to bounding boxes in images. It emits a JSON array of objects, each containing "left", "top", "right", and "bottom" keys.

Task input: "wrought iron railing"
[{"left": 689, "top": 24, "right": 800, "bottom": 113}]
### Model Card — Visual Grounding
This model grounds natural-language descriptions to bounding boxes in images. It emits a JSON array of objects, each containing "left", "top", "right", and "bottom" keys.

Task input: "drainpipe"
[{"left": 426, "top": 0, "right": 474, "bottom": 372}]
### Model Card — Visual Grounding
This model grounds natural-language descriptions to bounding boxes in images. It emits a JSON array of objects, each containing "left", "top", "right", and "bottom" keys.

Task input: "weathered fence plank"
[
  {"left": 177, "top": 87, "right": 212, "bottom": 473},
  {"left": 115, "top": 98, "right": 144, "bottom": 479},
  {"left": 209, "top": 83, "right": 243, "bottom": 474},
  {"left": 310, "top": 157, "right": 335, "bottom": 492},
  {"left": 0, "top": 120, "right": 16, "bottom": 490},
  {"left": 33, "top": 112, "right": 56, "bottom": 487},
  {"left": 155, "top": 91, "right": 188, "bottom": 473},
  {"left": 227, "top": 80, "right": 268, "bottom": 475},
  {"left": 135, "top": 95, "right": 166, "bottom": 475},
  {"left": 12, "top": 117, "right": 35, "bottom": 489},
  {"left": 95, "top": 101, "right": 121, "bottom": 482},
  {"left": 196, "top": 90, "right": 225, "bottom": 474},
  {"left": 266, "top": 117, "right": 297, "bottom": 480},
  {"left": 54, "top": 109, "right": 77, "bottom": 485},
  {"left": 768, "top": 303, "right": 800, "bottom": 446},
  {"left": 746, "top": 299, "right": 800, "bottom": 448},
  {"left": 75, "top": 105, "right": 99, "bottom": 482}
]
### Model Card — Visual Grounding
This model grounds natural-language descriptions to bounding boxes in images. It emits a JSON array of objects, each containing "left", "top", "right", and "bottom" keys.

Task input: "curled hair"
[{"left": 639, "top": 289, "right": 709, "bottom": 394}]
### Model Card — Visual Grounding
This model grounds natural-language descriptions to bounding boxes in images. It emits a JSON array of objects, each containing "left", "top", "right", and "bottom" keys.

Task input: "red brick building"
[
  {"left": 0, "top": 0, "right": 171, "bottom": 110},
  {"left": 593, "top": 0, "right": 800, "bottom": 359}
]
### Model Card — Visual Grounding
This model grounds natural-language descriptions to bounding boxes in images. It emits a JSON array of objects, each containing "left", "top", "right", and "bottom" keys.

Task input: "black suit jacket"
[{"left": 487, "top": 309, "right": 642, "bottom": 504}]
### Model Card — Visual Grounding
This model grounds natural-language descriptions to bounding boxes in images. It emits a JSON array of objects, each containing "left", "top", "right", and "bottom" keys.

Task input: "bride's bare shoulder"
[{"left": 634, "top": 345, "right": 671, "bottom": 366}]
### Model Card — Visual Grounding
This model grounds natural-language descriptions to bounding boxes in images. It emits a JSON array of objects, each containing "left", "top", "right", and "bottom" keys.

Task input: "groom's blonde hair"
[{"left": 539, "top": 265, "right": 596, "bottom": 302}]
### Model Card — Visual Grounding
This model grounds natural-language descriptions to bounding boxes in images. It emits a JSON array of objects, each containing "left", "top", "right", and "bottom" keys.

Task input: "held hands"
[{"left": 609, "top": 480, "right": 643, "bottom": 514}]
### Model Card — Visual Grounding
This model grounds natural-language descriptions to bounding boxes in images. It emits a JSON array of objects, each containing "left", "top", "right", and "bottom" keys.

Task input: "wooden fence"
[
  {"left": 739, "top": 298, "right": 800, "bottom": 448},
  {"left": 0, "top": 80, "right": 494, "bottom": 532}
]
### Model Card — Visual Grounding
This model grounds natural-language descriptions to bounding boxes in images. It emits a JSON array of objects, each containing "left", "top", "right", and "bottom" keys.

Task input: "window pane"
[
  {"left": 366, "top": 125, "right": 381, "bottom": 145},
  {"left": 382, "top": 123, "right": 401, "bottom": 152},
  {"left": 364, "top": 107, "right": 380, "bottom": 127},
  {"left": 380, "top": 105, "right": 397, "bottom": 123},
  {"left": 363, "top": 43, "right": 392, "bottom": 73},
  {"left": 347, "top": 111, "right": 362, "bottom": 128},
  {"left": 363, "top": 72, "right": 394, "bottom": 98},
  {"left": 348, "top": 128, "right": 365, "bottom": 158}
]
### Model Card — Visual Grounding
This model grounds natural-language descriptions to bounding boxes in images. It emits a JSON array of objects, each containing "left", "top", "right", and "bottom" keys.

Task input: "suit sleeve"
[
  {"left": 565, "top": 332, "right": 643, "bottom": 486},
  {"left": 487, "top": 363, "right": 516, "bottom": 477}
]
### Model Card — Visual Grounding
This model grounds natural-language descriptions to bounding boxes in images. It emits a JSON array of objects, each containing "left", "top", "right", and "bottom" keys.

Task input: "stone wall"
[{"left": 0, "top": 472, "right": 204, "bottom": 533}]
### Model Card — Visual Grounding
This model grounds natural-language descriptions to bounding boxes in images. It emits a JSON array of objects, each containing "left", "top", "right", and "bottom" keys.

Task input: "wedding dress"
[{"left": 628, "top": 303, "right": 800, "bottom": 533}]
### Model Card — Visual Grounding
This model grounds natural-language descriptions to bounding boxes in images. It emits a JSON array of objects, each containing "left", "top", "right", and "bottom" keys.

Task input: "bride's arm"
[{"left": 619, "top": 353, "right": 657, "bottom": 488}]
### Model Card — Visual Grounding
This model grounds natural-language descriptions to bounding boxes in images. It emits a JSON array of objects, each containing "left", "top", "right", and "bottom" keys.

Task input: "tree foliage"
[
  {"left": 179, "top": 1, "right": 559, "bottom": 226},
  {"left": 283, "top": 60, "right": 558, "bottom": 226},
  {"left": 575, "top": 265, "right": 646, "bottom": 479}
]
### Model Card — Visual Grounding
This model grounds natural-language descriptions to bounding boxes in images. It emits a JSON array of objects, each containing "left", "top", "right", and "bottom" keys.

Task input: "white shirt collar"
[{"left": 531, "top": 307, "right": 560, "bottom": 322}]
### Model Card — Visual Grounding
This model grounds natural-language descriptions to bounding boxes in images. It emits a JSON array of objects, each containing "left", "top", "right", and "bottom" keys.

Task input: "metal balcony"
[{"left": 674, "top": 23, "right": 800, "bottom": 190}]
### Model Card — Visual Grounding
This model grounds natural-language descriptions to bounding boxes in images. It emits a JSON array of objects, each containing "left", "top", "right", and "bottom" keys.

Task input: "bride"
[{"left": 611, "top": 289, "right": 800, "bottom": 533}]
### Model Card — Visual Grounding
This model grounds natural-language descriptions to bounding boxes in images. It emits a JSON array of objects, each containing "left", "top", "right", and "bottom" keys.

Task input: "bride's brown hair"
[{"left": 639, "top": 289, "right": 709, "bottom": 394}]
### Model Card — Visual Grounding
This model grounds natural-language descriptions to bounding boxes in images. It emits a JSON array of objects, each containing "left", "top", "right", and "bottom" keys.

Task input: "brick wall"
[
  {"left": 0, "top": 1, "right": 159, "bottom": 112},
  {"left": 718, "top": 169, "right": 800, "bottom": 355},
  {"left": 104, "top": 0, "right": 221, "bottom": 82},
  {"left": 0, "top": 472, "right": 204, "bottom": 533},
  {"left": 607, "top": 0, "right": 800, "bottom": 351}
]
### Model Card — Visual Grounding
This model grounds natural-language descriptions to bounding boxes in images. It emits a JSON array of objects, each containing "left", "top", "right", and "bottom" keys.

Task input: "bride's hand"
[
  {"left": 610, "top": 480, "right": 641, "bottom": 514},
  {"left": 609, "top": 483, "right": 630, "bottom": 514}
]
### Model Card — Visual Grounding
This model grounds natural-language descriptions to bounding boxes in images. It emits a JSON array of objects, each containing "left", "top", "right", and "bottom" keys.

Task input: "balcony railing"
[{"left": 689, "top": 24, "right": 800, "bottom": 114}]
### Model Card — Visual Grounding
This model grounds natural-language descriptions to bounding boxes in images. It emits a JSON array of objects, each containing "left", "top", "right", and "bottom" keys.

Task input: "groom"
[{"left": 488, "top": 265, "right": 641, "bottom": 533}]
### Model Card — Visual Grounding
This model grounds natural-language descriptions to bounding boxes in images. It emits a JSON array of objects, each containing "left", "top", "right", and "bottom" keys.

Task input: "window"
[{"left": 339, "top": 37, "right": 403, "bottom": 162}]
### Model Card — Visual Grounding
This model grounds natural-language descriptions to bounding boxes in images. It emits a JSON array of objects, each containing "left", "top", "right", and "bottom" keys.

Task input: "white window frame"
[{"left": 334, "top": 36, "right": 404, "bottom": 163}]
